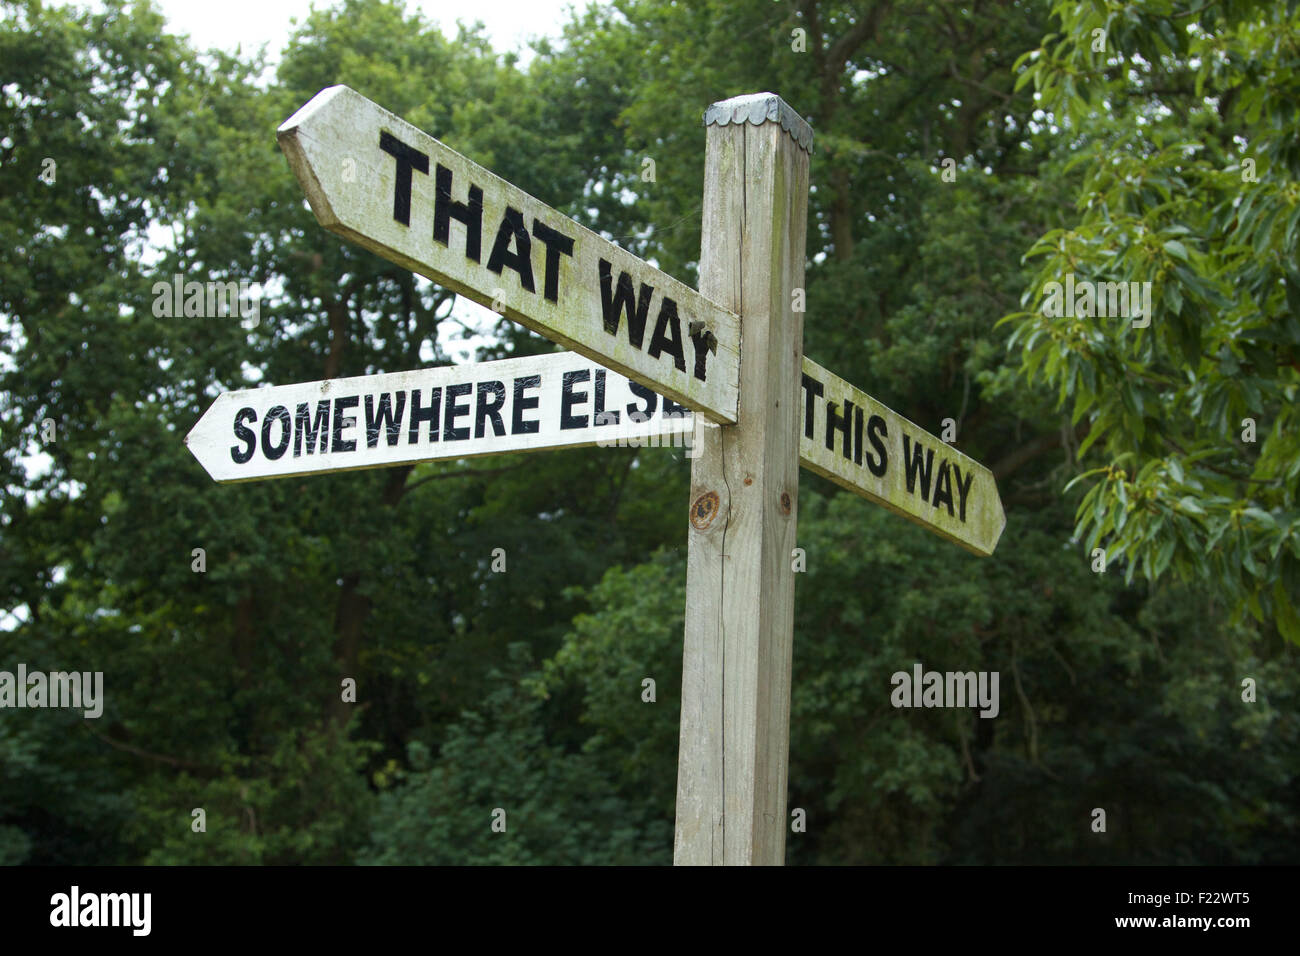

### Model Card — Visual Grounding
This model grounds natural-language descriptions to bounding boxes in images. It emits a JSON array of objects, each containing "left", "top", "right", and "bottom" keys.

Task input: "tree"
[
  {"left": 3, "top": 0, "right": 1296, "bottom": 867},
  {"left": 1000, "top": 0, "right": 1300, "bottom": 641},
  {"left": 1, "top": 0, "right": 695, "bottom": 864}
]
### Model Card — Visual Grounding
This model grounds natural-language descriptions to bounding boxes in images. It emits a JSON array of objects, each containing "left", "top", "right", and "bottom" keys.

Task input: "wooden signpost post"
[
  {"left": 188, "top": 85, "right": 1006, "bottom": 866},
  {"left": 674, "top": 94, "right": 810, "bottom": 866}
]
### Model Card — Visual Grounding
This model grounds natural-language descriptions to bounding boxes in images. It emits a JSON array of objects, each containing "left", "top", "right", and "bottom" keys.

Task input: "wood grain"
[{"left": 675, "top": 94, "right": 810, "bottom": 866}]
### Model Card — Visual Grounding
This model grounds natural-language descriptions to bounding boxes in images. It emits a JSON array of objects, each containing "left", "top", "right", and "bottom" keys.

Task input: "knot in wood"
[{"left": 690, "top": 491, "right": 720, "bottom": 530}]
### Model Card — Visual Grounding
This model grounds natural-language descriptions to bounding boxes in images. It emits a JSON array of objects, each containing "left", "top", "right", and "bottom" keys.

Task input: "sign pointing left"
[
  {"left": 184, "top": 352, "right": 695, "bottom": 483},
  {"left": 277, "top": 86, "right": 740, "bottom": 423}
]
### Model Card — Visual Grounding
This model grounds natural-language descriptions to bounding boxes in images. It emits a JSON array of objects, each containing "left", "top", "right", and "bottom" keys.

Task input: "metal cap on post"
[{"left": 675, "top": 94, "right": 812, "bottom": 866}]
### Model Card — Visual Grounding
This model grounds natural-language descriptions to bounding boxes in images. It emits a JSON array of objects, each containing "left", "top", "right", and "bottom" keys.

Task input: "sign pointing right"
[{"left": 798, "top": 356, "right": 1006, "bottom": 556}]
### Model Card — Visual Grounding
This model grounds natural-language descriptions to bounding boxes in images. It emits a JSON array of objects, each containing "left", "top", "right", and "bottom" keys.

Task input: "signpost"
[
  {"left": 189, "top": 86, "right": 1007, "bottom": 866},
  {"left": 799, "top": 357, "right": 1006, "bottom": 557},
  {"left": 277, "top": 86, "right": 740, "bottom": 424},
  {"left": 185, "top": 352, "right": 695, "bottom": 483}
]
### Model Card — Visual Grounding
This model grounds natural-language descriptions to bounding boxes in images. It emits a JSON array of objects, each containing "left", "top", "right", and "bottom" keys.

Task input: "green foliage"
[
  {"left": 1001, "top": 0, "right": 1300, "bottom": 639},
  {"left": 538, "top": 550, "right": 687, "bottom": 824},
  {"left": 131, "top": 723, "right": 378, "bottom": 865},
  {"left": 362, "top": 644, "right": 670, "bottom": 865}
]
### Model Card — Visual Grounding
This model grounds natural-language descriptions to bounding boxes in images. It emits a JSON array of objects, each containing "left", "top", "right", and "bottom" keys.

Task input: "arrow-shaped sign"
[
  {"left": 185, "top": 352, "right": 695, "bottom": 483},
  {"left": 277, "top": 86, "right": 740, "bottom": 424},
  {"left": 798, "top": 357, "right": 1006, "bottom": 556}
]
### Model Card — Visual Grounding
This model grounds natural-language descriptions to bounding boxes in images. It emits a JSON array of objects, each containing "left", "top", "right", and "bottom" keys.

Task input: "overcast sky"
[
  {"left": 146, "top": 0, "right": 582, "bottom": 65},
  {"left": 140, "top": 0, "right": 593, "bottom": 363}
]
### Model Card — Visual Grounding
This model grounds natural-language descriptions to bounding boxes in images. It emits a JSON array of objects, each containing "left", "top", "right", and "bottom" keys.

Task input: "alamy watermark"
[
  {"left": 152, "top": 273, "right": 261, "bottom": 327},
  {"left": 0, "top": 664, "right": 103, "bottom": 718},
  {"left": 50, "top": 886, "right": 150, "bottom": 936},
  {"left": 594, "top": 410, "right": 700, "bottom": 457},
  {"left": 1040, "top": 274, "right": 1152, "bottom": 328},
  {"left": 890, "top": 663, "right": 999, "bottom": 718}
]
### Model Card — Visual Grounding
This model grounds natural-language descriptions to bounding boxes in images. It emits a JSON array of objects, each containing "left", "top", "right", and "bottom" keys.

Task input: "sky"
[
  {"left": 141, "top": 0, "right": 594, "bottom": 363},
  {"left": 150, "top": 0, "right": 583, "bottom": 67}
]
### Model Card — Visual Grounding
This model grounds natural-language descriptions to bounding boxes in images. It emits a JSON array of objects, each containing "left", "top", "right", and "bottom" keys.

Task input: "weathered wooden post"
[{"left": 675, "top": 93, "right": 812, "bottom": 866}]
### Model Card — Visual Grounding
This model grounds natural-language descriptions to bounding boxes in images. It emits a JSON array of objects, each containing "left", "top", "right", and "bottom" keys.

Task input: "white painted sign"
[
  {"left": 277, "top": 85, "right": 741, "bottom": 423},
  {"left": 798, "top": 357, "right": 1006, "bottom": 556},
  {"left": 185, "top": 352, "right": 696, "bottom": 483}
]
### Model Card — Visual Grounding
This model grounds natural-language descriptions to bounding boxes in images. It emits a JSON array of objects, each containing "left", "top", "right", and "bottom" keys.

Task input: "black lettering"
[
  {"left": 825, "top": 399, "right": 853, "bottom": 460},
  {"left": 486, "top": 207, "right": 534, "bottom": 292},
  {"left": 663, "top": 395, "right": 688, "bottom": 418},
  {"left": 261, "top": 405, "right": 291, "bottom": 461},
  {"left": 800, "top": 374, "right": 824, "bottom": 439},
  {"left": 531, "top": 219, "right": 574, "bottom": 303},
  {"left": 512, "top": 375, "right": 540, "bottom": 434},
  {"left": 443, "top": 383, "right": 472, "bottom": 440},
  {"left": 593, "top": 370, "right": 619, "bottom": 425},
  {"left": 475, "top": 380, "right": 507, "bottom": 438},
  {"left": 331, "top": 396, "right": 359, "bottom": 453},
  {"left": 598, "top": 259, "right": 653, "bottom": 347},
  {"left": 434, "top": 164, "right": 482, "bottom": 261},
  {"left": 561, "top": 370, "right": 590, "bottom": 430},
  {"left": 379, "top": 132, "right": 430, "bottom": 227},
  {"left": 294, "top": 400, "right": 331, "bottom": 457},
  {"left": 647, "top": 297, "right": 686, "bottom": 371},
  {"left": 853, "top": 407, "right": 864, "bottom": 466},
  {"left": 932, "top": 460, "right": 955, "bottom": 516},
  {"left": 408, "top": 387, "right": 441, "bottom": 444},
  {"left": 866, "top": 414, "right": 888, "bottom": 477},
  {"left": 902, "top": 433, "right": 934, "bottom": 500},
  {"left": 953, "top": 463, "right": 974, "bottom": 523},
  {"left": 627, "top": 381, "right": 657, "bottom": 422},
  {"left": 364, "top": 392, "right": 406, "bottom": 448},
  {"left": 688, "top": 324, "right": 715, "bottom": 382},
  {"left": 231, "top": 407, "right": 257, "bottom": 464}
]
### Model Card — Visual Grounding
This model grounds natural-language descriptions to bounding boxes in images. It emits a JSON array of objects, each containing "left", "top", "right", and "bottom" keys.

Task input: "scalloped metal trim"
[{"left": 703, "top": 93, "right": 814, "bottom": 153}]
